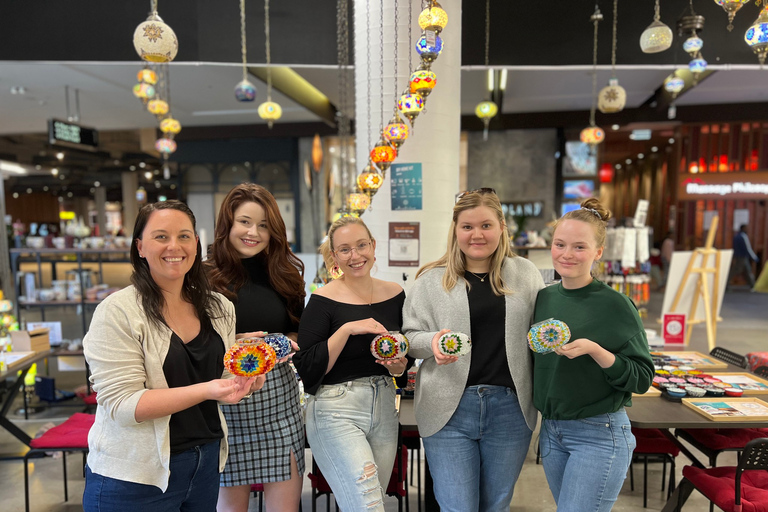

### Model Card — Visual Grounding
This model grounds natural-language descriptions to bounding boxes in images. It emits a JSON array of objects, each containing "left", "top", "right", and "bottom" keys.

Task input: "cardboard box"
[{"left": 10, "top": 328, "right": 51, "bottom": 353}]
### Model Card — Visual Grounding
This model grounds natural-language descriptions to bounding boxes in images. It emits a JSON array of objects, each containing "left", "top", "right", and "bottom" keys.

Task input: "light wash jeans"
[
  {"left": 421, "top": 385, "right": 532, "bottom": 512},
  {"left": 306, "top": 376, "right": 398, "bottom": 512},
  {"left": 83, "top": 440, "right": 221, "bottom": 512},
  {"left": 540, "top": 409, "right": 636, "bottom": 512}
]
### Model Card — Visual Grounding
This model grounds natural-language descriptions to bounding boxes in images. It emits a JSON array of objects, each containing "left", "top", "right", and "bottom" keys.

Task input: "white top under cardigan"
[
  {"left": 402, "top": 257, "right": 544, "bottom": 438},
  {"left": 83, "top": 285, "right": 236, "bottom": 492}
]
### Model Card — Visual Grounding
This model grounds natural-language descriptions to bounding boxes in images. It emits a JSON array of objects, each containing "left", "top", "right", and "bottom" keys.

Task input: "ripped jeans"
[{"left": 306, "top": 376, "right": 398, "bottom": 512}]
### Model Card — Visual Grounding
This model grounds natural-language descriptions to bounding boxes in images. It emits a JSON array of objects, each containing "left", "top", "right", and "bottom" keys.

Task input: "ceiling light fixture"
[
  {"left": 598, "top": 0, "right": 626, "bottom": 114},
  {"left": 258, "top": 0, "right": 282, "bottom": 128},
  {"left": 640, "top": 0, "right": 673, "bottom": 53},
  {"left": 745, "top": 5, "right": 768, "bottom": 66},
  {"left": 715, "top": 0, "right": 750, "bottom": 32},
  {"left": 133, "top": 0, "right": 178, "bottom": 63},
  {"left": 234, "top": 0, "right": 257, "bottom": 102},
  {"left": 476, "top": 0, "right": 498, "bottom": 141},
  {"left": 580, "top": 4, "right": 605, "bottom": 151}
]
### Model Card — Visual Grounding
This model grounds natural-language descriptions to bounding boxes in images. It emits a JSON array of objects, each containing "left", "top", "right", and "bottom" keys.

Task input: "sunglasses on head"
[{"left": 455, "top": 187, "right": 497, "bottom": 203}]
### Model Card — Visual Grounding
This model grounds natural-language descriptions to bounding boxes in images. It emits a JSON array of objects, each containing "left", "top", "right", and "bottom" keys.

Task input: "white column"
[
  {"left": 121, "top": 171, "right": 139, "bottom": 236},
  {"left": 353, "top": 0, "right": 461, "bottom": 288}
]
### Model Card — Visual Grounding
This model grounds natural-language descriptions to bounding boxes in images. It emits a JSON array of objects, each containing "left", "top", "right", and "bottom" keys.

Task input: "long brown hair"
[
  {"left": 416, "top": 189, "right": 515, "bottom": 295},
  {"left": 131, "top": 200, "right": 225, "bottom": 330},
  {"left": 206, "top": 183, "right": 305, "bottom": 324}
]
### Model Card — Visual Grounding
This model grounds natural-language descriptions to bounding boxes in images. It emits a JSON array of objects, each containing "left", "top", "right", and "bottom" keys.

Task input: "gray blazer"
[{"left": 402, "top": 257, "right": 544, "bottom": 437}]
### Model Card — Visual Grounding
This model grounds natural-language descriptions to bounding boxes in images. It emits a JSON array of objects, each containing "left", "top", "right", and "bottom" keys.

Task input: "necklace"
[
  {"left": 345, "top": 279, "right": 374, "bottom": 305},
  {"left": 466, "top": 270, "right": 489, "bottom": 282}
]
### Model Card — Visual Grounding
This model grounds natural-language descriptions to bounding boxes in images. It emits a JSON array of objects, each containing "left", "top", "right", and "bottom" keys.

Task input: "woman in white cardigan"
[
  {"left": 403, "top": 189, "right": 544, "bottom": 512},
  {"left": 83, "top": 200, "right": 264, "bottom": 512}
]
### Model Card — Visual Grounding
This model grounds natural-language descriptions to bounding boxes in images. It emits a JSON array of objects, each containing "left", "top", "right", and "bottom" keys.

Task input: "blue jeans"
[
  {"left": 83, "top": 440, "right": 221, "bottom": 512},
  {"left": 421, "top": 385, "right": 532, "bottom": 512},
  {"left": 541, "top": 409, "right": 636, "bottom": 512},
  {"left": 306, "top": 376, "right": 398, "bottom": 512}
]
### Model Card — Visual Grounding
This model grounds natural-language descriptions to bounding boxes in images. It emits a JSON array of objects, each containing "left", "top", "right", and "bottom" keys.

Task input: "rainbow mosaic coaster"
[
  {"left": 438, "top": 332, "right": 471, "bottom": 357},
  {"left": 370, "top": 332, "right": 410, "bottom": 360},
  {"left": 527, "top": 319, "right": 571, "bottom": 354},
  {"left": 224, "top": 341, "right": 276, "bottom": 377},
  {"left": 263, "top": 333, "right": 292, "bottom": 359}
]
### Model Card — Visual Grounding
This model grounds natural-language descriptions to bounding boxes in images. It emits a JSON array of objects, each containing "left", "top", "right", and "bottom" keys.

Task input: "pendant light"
[
  {"left": 715, "top": 0, "right": 750, "bottom": 32},
  {"left": 258, "top": 0, "right": 282, "bottom": 128},
  {"left": 133, "top": 1, "right": 178, "bottom": 63},
  {"left": 234, "top": 0, "right": 258, "bottom": 102},
  {"left": 640, "top": 0, "right": 673, "bottom": 53},
  {"left": 475, "top": 0, "right": 498, "bottom": 141},
  {"left": 580, "top": 5, "right": 605, "bottom": 151},
  {"left": 598, "top": 0, "right": 626, "bottom": 114}
]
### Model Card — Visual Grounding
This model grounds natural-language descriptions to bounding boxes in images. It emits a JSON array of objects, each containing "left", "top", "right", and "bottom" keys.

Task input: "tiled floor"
[{"left": 1, "top": 286, "right": 766, "bottom": 511}]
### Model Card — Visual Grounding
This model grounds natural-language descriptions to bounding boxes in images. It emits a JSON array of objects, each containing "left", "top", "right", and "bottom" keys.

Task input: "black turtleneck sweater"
[{"left": 236, "top": 256, "right": 300, "bottom": 335}]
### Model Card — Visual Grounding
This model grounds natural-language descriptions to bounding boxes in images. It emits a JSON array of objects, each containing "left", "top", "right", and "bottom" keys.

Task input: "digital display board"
[{"left": 48, "top": 119, "right": 99, "bottom": 150}]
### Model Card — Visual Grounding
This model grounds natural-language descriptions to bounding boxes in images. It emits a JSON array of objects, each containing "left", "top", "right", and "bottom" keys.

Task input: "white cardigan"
[
  {"left": 402, "top": 257, "right": 544, "bottom": 438},
  {"left": 83, "top": 286, "right": 236, "bottom": 492}
]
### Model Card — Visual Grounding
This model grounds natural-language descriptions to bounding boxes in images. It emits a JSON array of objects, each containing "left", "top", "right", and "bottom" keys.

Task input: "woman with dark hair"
[
  {"left": 402, "top": 188, "right": 544, "bottom": 512},
  {"left": 206, "top": 184, "right": 306, "bottom": 512},
  {"left": 533, "top": 198, "right": 654, "bottom": 511},
  {"left": 83, "top": 200, "right": 264, "bottom": 512},
  {"left": 293, "top": 215, "right": 407, "bottom": 512}
]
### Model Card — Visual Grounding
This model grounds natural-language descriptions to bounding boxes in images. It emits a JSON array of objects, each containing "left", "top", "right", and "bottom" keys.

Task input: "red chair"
[
  {"left": 629, "top": 428, "right": 680, "bottom": 508},
  {"left": 307, "top": 456, "right": 339, "bottom": 512},
  {"left": 680, "top": 437, "right": 768, "bottom": 512},
  {"left": 23, "top": 412, "right": 94, "bottom": 512}
]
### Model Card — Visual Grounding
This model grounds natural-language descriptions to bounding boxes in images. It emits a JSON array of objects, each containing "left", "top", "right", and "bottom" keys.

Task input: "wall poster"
[
  {"left": 389, "top": 222, "right": 420, "bottom": 267},
  {"left": 390, "top": 163, "right": 423, "bottom": 211}
]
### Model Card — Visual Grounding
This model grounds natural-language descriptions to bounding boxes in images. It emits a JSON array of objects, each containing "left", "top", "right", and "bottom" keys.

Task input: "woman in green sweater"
[{"left": 532, "top": 198, "right": 654, "bottom": 512}]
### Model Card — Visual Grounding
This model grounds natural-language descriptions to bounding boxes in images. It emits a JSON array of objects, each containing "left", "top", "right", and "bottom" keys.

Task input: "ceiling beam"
[{"left": 249, "top": 67, "right": 337, "bottom": 127}]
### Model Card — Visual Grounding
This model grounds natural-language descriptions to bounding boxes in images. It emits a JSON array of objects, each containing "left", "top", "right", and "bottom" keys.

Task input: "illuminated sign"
[
  {"left": 679, "top": 171, "right": 768, "bottom": 200},
  {"left": 48, "top": 119, "right": 99, "bottom": 150},
  {"left": 502, "top": 201, "right": 544, "bottom": 218}
]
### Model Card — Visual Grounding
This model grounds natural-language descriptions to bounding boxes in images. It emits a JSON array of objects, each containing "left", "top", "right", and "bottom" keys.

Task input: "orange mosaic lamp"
[
  {"left": 357, "top": 163, "right": 384, "bottom": 196},
  {"left": 370, "top": 139, "right": 397, "bottom": 173},
  {"left": 224, "top": 340, "right": 276, "bottom": 377}
]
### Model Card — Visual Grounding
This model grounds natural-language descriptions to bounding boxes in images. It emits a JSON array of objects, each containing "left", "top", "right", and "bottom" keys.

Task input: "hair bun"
[{"left": 579, "top": 198, "right": 612, "bottom": 222}]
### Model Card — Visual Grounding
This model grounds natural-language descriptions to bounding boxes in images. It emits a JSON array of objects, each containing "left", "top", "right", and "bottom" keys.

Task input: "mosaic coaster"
[
  {"left": 527, "top": 319, "right": 571, "bottom": 354},
  {"left": 438, "top": 332, "right": 471, "bottom": 357},
  {"left": 263, "top": 333, "right": 292, "bottom": 359},
  {"left": 370, "top": 332, "right": 410, "bottom": 360},
  {"left": 224, "top": 340, "right": 276, "bottom": 377}
]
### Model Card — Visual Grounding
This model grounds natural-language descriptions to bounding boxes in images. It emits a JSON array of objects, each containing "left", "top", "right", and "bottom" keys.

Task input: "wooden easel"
[{"left": 668, "top": 216, "right": 722, "bottom": 351}]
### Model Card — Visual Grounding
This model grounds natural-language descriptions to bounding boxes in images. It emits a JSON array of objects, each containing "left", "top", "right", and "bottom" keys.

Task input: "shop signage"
[
  {"left": 391, "top": 163, "right": 422, "bottom": 211},
  {"left": 388, "top": 222, "right": 420, "bottom": 267},
  {"left": 48, "top": 119, "right": 99, "bottom": 150},
  {"left": 679, "top": 172, "right": 768, "bottom": 200},
  {"left": 663, "top": 313, "right": 686, "bottom": 345},
  {"left": 501, "top": 201, "right": 544, "bottom": 218}
]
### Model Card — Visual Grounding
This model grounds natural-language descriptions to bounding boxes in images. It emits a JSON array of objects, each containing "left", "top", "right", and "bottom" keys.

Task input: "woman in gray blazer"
[{"left": 403, "top": 189, "right": 544, "bottom": 512}]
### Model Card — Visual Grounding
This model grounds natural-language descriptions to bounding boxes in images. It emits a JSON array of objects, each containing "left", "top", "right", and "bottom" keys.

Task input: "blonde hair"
[
  {"left": 319, "top": 216, "right": 375, "bottom": 270},
  {"left": 553, "top": 197, "right": 613, "bottom": 249},
  {"left": 416, "top": 190, "right": 515, "bottom": 295}
]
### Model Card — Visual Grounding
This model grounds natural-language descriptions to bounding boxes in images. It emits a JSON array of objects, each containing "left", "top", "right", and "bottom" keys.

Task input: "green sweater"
[{"left": 532, "top": 279, "right": 654, "bottom": 420}]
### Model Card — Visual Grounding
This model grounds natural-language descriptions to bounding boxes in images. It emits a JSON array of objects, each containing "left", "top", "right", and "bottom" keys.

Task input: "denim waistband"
[
  {"left": 464, "top": 384, "right": 513, "bottom": 396},
  {"left": 344, "top": 375, "right": 392, "bottom": 387}
]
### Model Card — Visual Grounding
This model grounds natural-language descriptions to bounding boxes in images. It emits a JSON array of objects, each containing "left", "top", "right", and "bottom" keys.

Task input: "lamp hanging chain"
[
  {"left": 366, "top": 0, "right": 372, "bottom": 153},
  {"left": 337, "top": 0, "right": 350, "bottom": 195},
  {"left": 380, "top": 0, "right": 385, "bottom": 131},
  {"left": 393, "top": 0, "right": 399, "bottom": 110},
  {"left": 151, "top": 0, "right": 158, "bottom": 13},
  {"left": 240, "top": 0, "right": 248, "bottom": 81},
  {"left": 610, "top": 0, "right": 617, "bottom": 78},
  {"left": 484, "top": 0, "right": 490, "bottom": 67},
  {"left": 654, "top": 0, "right": 660, "bottom": 22},
  {"left": 589, "top": 4, "right": 601, "bottom": 127},
  {"left": 408, "top": 0, "right": 412, "bottom": 75},
  {"left": 264, "top": 0, "right": 272, "bottom": 101}
]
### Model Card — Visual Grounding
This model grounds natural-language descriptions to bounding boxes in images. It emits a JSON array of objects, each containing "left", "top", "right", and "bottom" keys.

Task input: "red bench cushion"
[
  {"left": 29, "top": 413, "right": 94, "bottom": 449},
  {"left": 681, "top": 428, "right": 768, "bottom": 451},
  {"left": 632, "top": 428, "right": 680, "bottom": 456},
  {"left": 683, "top": 465, "right": 768, "bottom": 512}
]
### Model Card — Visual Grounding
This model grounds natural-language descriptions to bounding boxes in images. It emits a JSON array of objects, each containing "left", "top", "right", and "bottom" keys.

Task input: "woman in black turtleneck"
[{"left": 206, "top": 184, "right": 306, "bottom": 512}]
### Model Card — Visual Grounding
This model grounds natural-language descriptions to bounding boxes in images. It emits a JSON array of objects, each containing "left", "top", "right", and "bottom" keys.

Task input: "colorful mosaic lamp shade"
[
  {"left": 137, "top": 68, "right": 158, "bottom": 85},
  {"left": 597, "top": 78, "right": 626, "bottom": 114},
  {"left": 416, "top": 33, "right": 444, "bottom": 64},
  {"left": 370, "top": 332, "right": 410, "bottom": 360},
  {"left": 357, "top": 163, "right": 384, "bottom": 195},
  {"left": 224, "top": 340, "right": 276, "bottom": 377},
  {"left": 234, "top": 79, "right": 257, "bottom": 102},
  {"left": 370, "top": 139, "right": 397, "bottom": 173},
  {"left": 155, "top": 137, "right": 177, "bottom": 154},
  {"left": 475, "top": 101, "right": 498, "bottom": 141},
  {"left": 132, "top": 83, "right": 156, "bottom": 101},
  {"left": 383, "top": 114, "right": 409, "bottom": 149},
  {"left": 160, "top": 117, "right": 182, "bottom": 135},
  {"left": 410, "top": 67, "right": 437, "bottom": 98},
  {"left": 133, "top": 12, "right": 179, "bottom": 63},
  {"left": 640, "top": 20, "right": 673, "bottom": 53},
  {"left": 347, "top": 191, "right": 371, "bottom": 215},
  {"left": 418, "top": 1, "right": 448, "bottom": 34},
  {"left": 716, "top": 0, "right": 750, "bottom": 31},
  {"left": 745, "top": 7, "right": 768, "bottom": 66},
  {"left": 258, "top": 101, "right": 283, "bottom": 128},
  {"left": 689, "top": 55, "right": 708, "bottom": 75},
  {"left": 664, "top": 76, "right": 685, "bottom": 98},
  {"left": 147, "top": 99, "right": 169, "bottom": 116},
  {"left": 580, "top": 126, "right": 605, "bottom": 146},
  {"left": 683, "top": 36, "right": 703, "bottom": 57},
  {"left": 398, "top": 91, "right": 424, "bottom": 127}
]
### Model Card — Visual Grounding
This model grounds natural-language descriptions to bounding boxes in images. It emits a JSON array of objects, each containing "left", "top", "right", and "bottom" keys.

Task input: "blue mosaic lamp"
[
  {"left": 745, "top": 7, "right": 768, "bottom": 66},
  {"left": 234, "top": 79, "right": 257, "bottom": 102},
  {"left": 689, "top": 55, "right": 707, "bottom": 76},
  {"left": 416, "top": 33, "right": 443, "bottom": 64},
  {"left": 683, "top": 36, "right": 703, "bottom": 57}
]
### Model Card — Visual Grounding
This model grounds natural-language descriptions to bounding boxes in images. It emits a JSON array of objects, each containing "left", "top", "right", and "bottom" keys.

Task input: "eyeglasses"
[
  {"left": 455, "top": 187, "right": 497, "bottom": 204},
  {"left": 335, "top": 240, "right": 372, "bottom": 259}
]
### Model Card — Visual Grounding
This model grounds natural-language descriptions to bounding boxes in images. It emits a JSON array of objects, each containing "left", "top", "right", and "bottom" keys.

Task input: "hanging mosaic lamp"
[
  {"left": 689, "top": 53, "right": 708, "bottom": 77},
  {"left": 418, "top": 1, "right": 448, "bottom": 34},
  {"left": 347, "top": 191, "right": 371, "bottom": 216},
  {"left": 160, "top": 117, "right": 182, "bottom": 135},
  {"left": 155, "top": 137, "right": 177, "bottom": 154},
  {"left": 580, "top": 126, "right": 605, "bottom": 146},
  {"left": 639, "top": 0, "right": 672, "bottom": 53},
  {"left": 416, "top": 32, "right": 444, "bottom": 64},
  {"left": 137, "top": 68, "right": 158, "bottom": 85},
  {"left": 133, "top": 11, "right": 179, "bottom": 63},
  {"left": 475, "top": 100, "right": 498, "bottom": 141},
  {"left": 409, "top": 66, "right": 437, "bottom": 98},
  {"left": 357, "top": 163, "right": 384, "bottom": 196},
  {"left": 398, "top": 90, "right": 424, "bottom": 127},
  {"left": 258, "top": 101, "right": 283, "bottom": 128},
  {"left": 234, "top": 80, "right": 257, "bottom": 102},
  {"left": 745, "top": 7, "right": 768, "bottom": 66},
  {"left": 683, "top": 36, "right": 703, "bottom": 57},
  {"left": 370, "top": 139, "right": 397, "bottom": 173},
  {"left": 598, "top": 78, "right": 626, "bottom": 114},
  {"left": 664, "top": 75, "right": 685, "bottom": 98},
  {"left": 147, "top": 99, "right": 169, "bottom": 116},
  {"left": 132, "top": 83, "right": 156, "bottom": 101},
  {"left": 383, "top": 114, "right": 409, "bottom": 149},
  {"left": 715, "top": 0, "right": 750, "bottom": 32}
]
